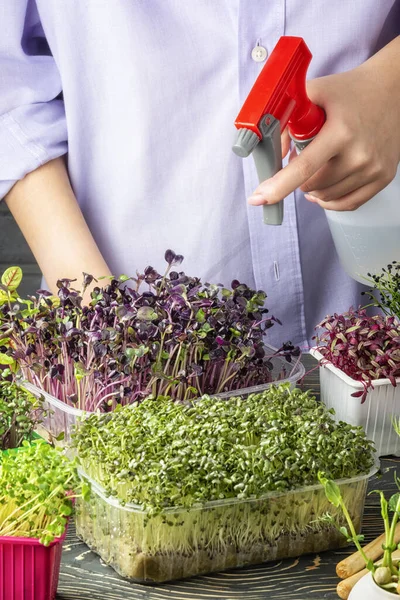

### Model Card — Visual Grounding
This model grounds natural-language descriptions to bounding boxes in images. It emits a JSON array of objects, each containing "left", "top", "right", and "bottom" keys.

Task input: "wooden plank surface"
[{"left": 58, "top": 354, "right": 394, "bottom": 600}]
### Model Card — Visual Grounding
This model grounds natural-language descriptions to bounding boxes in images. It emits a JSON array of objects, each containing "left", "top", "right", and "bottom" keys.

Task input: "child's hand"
[{"left": 248, "top": 37, "right": 400, "bottom": 212}]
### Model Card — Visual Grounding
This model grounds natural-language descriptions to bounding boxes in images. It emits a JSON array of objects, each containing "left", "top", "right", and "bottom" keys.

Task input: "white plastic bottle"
[{"left": 324, "top": 167, "right": 400, "bottom": 284}]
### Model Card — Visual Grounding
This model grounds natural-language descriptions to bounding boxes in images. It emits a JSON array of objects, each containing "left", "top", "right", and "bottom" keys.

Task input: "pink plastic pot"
[{"left": 0, "top": 526, "right": 67, "bottom": 600}]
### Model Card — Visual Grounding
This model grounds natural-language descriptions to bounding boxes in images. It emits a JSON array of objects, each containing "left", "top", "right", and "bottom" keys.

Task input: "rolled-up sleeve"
[{"left": 0, "top": 0, "right": 67, "bottom": 199}]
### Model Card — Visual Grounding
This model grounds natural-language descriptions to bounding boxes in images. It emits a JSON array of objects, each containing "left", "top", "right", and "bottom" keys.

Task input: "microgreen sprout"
[
  {"left": 362, "top": 262, "right": 400, "bottom": 320},
  {"left": 0, "top": 266, "right": 22, "bottom": 306},
  {"left": 0, "top": 441, "right": 88, "bottom": 545},
  {"left": 314, "top": 308, "right": 400, "bottom": 403},
  {"left": 72, "top": 384, "right": 375, "bottom": 512},
  {"left": 319, "top": 459, "right": 400, "bottom": 595},
  {"left": 0, "top": 253, "right": 301, "bottom": 411},
  {"left": 73, "top": 384, "right": 375, "bottom": 582},
  {"left": 0, "top": 381, "right": 45, "bottom": 451}
]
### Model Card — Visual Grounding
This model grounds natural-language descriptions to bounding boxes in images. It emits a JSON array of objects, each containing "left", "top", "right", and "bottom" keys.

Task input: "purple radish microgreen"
[{"left": 0, "top": 254, "right": 301, "bottom": 411}]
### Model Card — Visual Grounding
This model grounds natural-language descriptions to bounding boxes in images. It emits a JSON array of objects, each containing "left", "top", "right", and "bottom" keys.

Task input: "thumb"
[{"left": 305, "top": 75, "right": 330, "bottom": 110}]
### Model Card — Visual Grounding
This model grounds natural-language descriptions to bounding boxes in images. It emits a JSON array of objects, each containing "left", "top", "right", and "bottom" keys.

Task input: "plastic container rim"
[
  {"left": 78, "top": 463, "right": 378, "bottom": 515},
  {"left": 19, "top": 344, "right": 305, "bottom": 415},
  {"left": 310, "top": 347, "right": 400, "bottom": 390},
  {"left": 0, "top": 524, "right": 67, "bottom": 547}
]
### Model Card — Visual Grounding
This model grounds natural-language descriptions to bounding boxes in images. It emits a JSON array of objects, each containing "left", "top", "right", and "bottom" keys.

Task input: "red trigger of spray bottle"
[{"left": 232, "top": 36, "right": 325, "bottom": 225}]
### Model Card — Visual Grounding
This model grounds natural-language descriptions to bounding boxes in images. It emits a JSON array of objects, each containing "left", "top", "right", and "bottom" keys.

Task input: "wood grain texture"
[{"left": 58, "top": 354, "right": 395, "bottom": 600}]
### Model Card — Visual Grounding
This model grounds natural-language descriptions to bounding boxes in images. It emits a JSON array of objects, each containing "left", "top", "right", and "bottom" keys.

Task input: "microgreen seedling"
[
  {"left": 319, "top": 437, "right": 400, "bottom": 596},
  {"left": 314, "top": 308, "right": 400, "bottom": 403},
  {"left": 362, "top": 261, "right": 400, "bottom": 320},
  {"left": 73, "top": 384, "right": 375, "bottom": 583},
  {"left": 72, "top": 383, "right": 375, "bottom": 512},
  {"left": 0, "top": 381, "right": 45, "bottom": 451},
  {"left": 0, "top": 254, "right": 301, "bottom": 411},
  {"left": 0, "top": 441, "right": 88, "bottom": 545}
]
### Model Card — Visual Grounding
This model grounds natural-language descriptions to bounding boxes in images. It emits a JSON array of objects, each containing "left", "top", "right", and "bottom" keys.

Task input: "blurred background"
[{"left": 0, "top": 203, "right": 41, "bottom": 296}]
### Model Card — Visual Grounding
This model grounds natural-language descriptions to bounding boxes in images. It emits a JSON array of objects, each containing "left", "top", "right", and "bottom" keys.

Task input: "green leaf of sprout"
[
  {"left": 389, "top": 493, "right": 400, "bottom": 514},
  {"left": 74, "top": 363, "right": 89, "bottom": 382},
  {"left": 1, "top": 266, "right": 22, "bottom": 291},
  {"left": 366, "top": 559, "right": 375, "bottom": 572},
  {"left": 82, "top": 481, "right": 91, "bottom": 501},
  {"left": 195, "top": 309, "right": 205, "bottom": 323},
  {"left": 0, "top": 353, "right": 14, "bottom": 366},
  {"left": 345, "top": 325, "right": 360, "bottom": 333},
  {"left": 318, "top": 473, "right": 342, "bottom": 507},
  {"left": 136, "top": 307, "right": 158, "bottom": 321}
]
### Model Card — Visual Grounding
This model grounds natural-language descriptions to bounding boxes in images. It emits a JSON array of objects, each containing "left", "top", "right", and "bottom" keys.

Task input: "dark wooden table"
[{"left": 58, "top": 354, "right": 396, "bottom": 600}]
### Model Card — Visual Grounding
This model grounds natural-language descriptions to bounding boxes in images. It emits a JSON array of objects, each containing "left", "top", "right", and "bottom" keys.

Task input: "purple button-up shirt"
[{"left": 0, "top": 1, "right": 399, "bottom": 349}]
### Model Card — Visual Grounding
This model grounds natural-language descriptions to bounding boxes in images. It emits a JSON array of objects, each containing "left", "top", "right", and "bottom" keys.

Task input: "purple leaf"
[
  {"left": 164, "top": 249, "right": 176, "bottom": 265},
  {"left": 351, "top": 390, "right": 364, "bottom": 398}
]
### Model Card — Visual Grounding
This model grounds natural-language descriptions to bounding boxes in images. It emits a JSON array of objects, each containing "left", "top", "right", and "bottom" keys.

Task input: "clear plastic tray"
[
  {"left": 75, "top": 465, "right": 376, "bottom": 583},
  {"left": 22, "top": 346, "right": 305, "bottom": 443},
  {"left": 310, "top": 347, "right": 400, "bottom": 456},
  {"left": 22, "top": 382, "right": 84, "bottom": 444}
]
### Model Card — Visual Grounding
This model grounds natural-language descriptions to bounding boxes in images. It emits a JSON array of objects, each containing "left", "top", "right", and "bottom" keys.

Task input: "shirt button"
[{"left": 251, "top": 45, "right": 268, "bottom": 62}]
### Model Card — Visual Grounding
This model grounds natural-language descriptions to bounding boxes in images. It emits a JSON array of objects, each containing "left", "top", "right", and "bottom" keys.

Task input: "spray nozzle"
[{"left": 233, "top": 36, "right": 325, "bottom": 225}]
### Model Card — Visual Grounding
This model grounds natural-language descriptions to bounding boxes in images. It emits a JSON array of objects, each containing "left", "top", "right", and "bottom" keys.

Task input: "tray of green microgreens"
[
  {"left": 72, "top": 384, "right": 375, "bottom": 511},
  {"left": 71, "top": 384, "right": 376, "bottom": 583},
  {"left": 0, "top": 441, "right": 87, "bottom": 545}
]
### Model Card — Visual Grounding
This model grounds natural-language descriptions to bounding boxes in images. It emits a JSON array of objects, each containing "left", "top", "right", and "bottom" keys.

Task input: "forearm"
[{"left": 5, "top": 157, "right": 111, "bottom": 295}]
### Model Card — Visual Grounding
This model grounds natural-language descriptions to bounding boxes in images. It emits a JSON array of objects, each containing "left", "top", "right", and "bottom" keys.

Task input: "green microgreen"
[
  {"left": 71, "top": 384, "right": 375, "bottom": 515},
  {"left": 319, "top": 461, "right": 400, "bottom": 594},
  {"left": 0, "top": 441, "right": 87, "bottom": 545},
  {"left": 0, "top": 381, "right": 45, "bottom": 451},
  {"left": 362, "top": 262, "right": 400, "bottom": 320},
  {"left": 319, "top": 419, "right": 400, "bottom": 595}
]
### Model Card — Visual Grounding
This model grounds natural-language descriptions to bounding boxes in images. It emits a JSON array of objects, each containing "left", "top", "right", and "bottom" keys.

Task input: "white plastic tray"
[{"left": 310, "top": 347, "right": 400, "bottom": 456}]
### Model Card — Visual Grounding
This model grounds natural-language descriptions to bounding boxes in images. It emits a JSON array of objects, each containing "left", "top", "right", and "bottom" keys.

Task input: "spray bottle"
[{"left": 232, "top": 36, "right": 400, "bottom": 283}]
